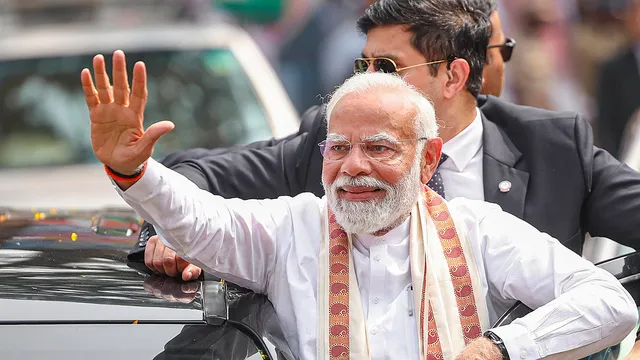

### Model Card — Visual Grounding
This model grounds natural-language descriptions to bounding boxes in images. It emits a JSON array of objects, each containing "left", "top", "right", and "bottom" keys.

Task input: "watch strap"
[{"left": 484, "top": 330, "right": 510, "bottom": 360}]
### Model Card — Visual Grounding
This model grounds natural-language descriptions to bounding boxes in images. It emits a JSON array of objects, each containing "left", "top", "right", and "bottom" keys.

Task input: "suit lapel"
[{"left": 481, "top": 113, "right": 529, "bottom": 219}]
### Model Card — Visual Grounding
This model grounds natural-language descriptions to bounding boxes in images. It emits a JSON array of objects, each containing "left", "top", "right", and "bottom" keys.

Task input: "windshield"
[{"left": 0, "top": 49, "right": 272, "bottom": 169}]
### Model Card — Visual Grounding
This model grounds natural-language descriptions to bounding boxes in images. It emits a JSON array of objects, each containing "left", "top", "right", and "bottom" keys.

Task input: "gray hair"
[
  {"left": 324, "top": 72, "right": 439, "bottom": 140},
  {"left": 466, "top": 0, "right": 497, "bottom": 16}
]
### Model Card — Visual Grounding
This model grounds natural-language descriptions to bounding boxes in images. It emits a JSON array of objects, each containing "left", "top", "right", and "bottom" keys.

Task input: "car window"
[
  {"left": 0, "top": 49, "right": 273, "bottom": 169},
  {"left": 0, "top": 323, "right": 275, "bottom": 360}
]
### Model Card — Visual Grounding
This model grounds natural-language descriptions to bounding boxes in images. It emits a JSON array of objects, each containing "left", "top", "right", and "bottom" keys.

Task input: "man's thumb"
[
  {"left": 182, "top": 264, "right": 202, "bottom": 281},
  {"left": 140, "top": 120, "right": 175, "bottom": 152}
]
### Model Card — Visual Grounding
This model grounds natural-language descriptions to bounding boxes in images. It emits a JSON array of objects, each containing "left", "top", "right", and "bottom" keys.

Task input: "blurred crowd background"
[{"left": 2, "top": 0, "right": 640, "bottom": 162}]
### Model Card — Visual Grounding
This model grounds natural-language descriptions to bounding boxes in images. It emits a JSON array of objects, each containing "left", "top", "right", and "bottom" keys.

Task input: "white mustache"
[{"left": 333, "top": 176, "right": 393, "bottom": 192}]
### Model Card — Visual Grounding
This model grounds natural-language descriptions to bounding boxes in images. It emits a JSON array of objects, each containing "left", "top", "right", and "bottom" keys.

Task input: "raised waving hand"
[{"left": 81, "top": 50, "right": 174, "bottom": 176}]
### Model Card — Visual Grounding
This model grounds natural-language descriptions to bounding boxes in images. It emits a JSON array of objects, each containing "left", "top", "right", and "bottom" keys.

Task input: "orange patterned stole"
[{"left": 326, "top": 185, "right": 482, "bottom": 359}]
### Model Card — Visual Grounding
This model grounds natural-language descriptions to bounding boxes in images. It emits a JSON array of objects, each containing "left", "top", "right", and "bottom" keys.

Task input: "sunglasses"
[
  {"left": 354, "top": 57, "right": 447, "bottom": 74},
  {"left": 487, "top": 37, "right": 516, "bottom": 62}
]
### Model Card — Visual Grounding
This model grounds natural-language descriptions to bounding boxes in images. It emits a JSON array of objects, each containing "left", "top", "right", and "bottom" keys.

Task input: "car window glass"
[{"left": 0, "top": 49, "right": 272, "bottom": 169}]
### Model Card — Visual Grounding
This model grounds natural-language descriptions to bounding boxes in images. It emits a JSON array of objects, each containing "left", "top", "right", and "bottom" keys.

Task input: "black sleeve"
[
  {"left": 162, "top": 105, "right": 325, "bottom": 198},
  {"left": 580, "top": 112, "right": 640, "bottom": 249},
  {"left": 157, "top": 105, "right": 320, "bottom": 167},
  {"left": 169, "top": 131, "right": 320, "bottom": 199}
]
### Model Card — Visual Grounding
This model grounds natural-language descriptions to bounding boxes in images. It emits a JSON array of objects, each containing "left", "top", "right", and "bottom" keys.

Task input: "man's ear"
[
  {"left": 443, "top": 58, "right": 470, "bottom": 99},
  {"left": 421, "top": 138, "right": 443, "bottom": 184}
]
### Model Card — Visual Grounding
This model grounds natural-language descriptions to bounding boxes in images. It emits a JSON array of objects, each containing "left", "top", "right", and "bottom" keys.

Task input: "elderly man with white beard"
[{"left": 83, "top": 51, "right": 637, "bottom": 360}]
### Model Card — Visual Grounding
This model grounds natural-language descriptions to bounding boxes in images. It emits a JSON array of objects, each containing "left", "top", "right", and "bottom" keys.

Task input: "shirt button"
[
  {"left": 520, "top": 350, "right": 527, "bottom": 359},
  {"left": 374, "top": 255, "right": 381, "bottom": 261},
  {"left": 373, "top": 297, "right": 380, "bottom": 304},
  {"left": 370, "top": 328, "right": 377, "bottom": 335}
]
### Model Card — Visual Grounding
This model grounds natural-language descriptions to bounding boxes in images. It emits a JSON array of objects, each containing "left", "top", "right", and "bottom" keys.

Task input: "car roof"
[
  {"left": 0, "top": 22, "right": 247, "bottom": 60},
  {"left": 0, "top": 19, "right": 299, "bottom": 138},
  {"left": 0, "top": 207, "right": 211, "bottom": 323}
]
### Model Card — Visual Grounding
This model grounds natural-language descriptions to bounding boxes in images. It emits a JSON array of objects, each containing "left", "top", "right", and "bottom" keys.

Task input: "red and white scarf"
[{"left": 317, "top": 185, "right": 490, "bottom": 359}]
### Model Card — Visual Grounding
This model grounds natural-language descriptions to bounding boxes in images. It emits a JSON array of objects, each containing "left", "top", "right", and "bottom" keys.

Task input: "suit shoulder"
[
  {"left": 480, "top": 96, "right": 580, "bottom": 130},
  {"left": 299, "top": 105, "right": 326, "bottom": 132}
]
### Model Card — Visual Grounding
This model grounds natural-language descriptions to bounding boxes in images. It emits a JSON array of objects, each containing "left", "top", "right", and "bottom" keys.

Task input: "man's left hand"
[{"left": 456, "top": 337, "right": 503, "bottom": 360}]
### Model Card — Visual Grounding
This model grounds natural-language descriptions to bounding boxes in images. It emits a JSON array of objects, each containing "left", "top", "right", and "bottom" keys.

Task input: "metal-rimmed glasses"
[
  {"left": 354, "top": 57, "right": 448, "bottom": 74},
  {"left": 318, "top": 137, "right": 429, "bottom": 162}
]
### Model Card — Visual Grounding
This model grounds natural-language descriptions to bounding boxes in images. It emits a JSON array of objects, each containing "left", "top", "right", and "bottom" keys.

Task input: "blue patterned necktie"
[{"left": 426, "top": 153, "right": 449, "bottom": 198}]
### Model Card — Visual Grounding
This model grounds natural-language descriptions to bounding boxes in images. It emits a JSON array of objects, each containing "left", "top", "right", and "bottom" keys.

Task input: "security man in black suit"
[
  {"left": 131, "top": 0, "right": 640, "bottom": 286},
  {"left": 595, "top": 0, "right": 640, "bottom": 159}
]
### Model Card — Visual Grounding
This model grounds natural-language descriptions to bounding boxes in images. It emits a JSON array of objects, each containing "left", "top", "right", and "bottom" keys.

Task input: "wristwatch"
[{"left": 483, "top": 330, "right": 510, "bottom": 360}]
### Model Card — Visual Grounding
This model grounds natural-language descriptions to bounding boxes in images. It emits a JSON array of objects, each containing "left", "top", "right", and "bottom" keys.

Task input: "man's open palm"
[{"left": 81, "top": 50, "right": 174, "bottom": 174}]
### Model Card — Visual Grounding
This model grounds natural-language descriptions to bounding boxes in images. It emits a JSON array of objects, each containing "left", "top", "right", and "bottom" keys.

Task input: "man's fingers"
[
  {"left": 151, "top": 237, "right": 167, "bottom": 274},
  {"left": 176, "top": 256, "right": 190, "bottom": 273},
  {"left": 81, "top": 69, "right": 99, "bottom": 111},
  {"left": 162, "top": 250, "right": 179, "bottom": 278},
  {"left": 144, "top": 235, "right": 159, "bottom": 272},
  {"left": 129, "top": 61, "right": 148, "bottom": 116},
  {"left": 182, "top": 264, "right": 202, "bottom": 282},
  {"left": 112, "top": 50, "right": 130, "bottom": 106},
  {"left": 92, "top": 54, "right": 114, "bottom": 104}
]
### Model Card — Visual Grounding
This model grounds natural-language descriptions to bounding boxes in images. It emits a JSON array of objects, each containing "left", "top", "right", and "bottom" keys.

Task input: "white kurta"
[{"left": 117, "top": 159, "right": 637, "bottom": 360}]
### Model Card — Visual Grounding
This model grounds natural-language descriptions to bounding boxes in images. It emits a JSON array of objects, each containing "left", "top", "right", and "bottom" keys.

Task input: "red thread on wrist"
[{"left": 104, "top": 160, "right": 148, "bottom": 182}]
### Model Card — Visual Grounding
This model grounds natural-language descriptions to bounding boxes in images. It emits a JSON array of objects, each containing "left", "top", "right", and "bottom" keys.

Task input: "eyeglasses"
[
  {"left": 487, "top": 37, "right": 516, "bottom": 62},
  {"left": 354, "top": 57, "right": 447, "bottom": 74},
  {"left": 318, "top": 138, "right": 428, "bottom": 161}
]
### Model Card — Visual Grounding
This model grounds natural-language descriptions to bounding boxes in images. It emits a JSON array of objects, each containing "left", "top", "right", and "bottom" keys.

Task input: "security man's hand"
[{"left": 145, "top": 235, "right": 202, "bottom": 281}]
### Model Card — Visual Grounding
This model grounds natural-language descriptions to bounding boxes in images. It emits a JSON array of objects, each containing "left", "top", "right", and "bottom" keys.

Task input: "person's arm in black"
[
  {"left": 579, "top": 112, "right": 640, "bottom": 250},
  {"left": 159, "top": 106, "right": 320, "bottom": 168}
]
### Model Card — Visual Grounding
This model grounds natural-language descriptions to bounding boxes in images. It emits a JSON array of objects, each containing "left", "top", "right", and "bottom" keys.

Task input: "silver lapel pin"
[{"left": 499, "top": 180, "right": 512, "bottom": 193}]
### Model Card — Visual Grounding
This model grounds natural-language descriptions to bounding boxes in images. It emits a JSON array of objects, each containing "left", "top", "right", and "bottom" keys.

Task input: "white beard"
[{"left": 323, "top": 155, "right": 423, "bottom": 235}]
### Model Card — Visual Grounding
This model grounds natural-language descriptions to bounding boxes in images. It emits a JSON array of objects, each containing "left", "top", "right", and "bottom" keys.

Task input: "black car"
[
  {"left": 0, "top": 207, "right": 295, "bottom": 360},
  {"left": 2, "top": 207, "right": 639, "bottom": 359}
]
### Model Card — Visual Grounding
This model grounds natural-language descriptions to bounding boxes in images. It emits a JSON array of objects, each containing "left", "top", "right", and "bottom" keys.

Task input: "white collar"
[
  {"left": 441, "top": 108, "right": 483, "bottom": 172},
  {"left": 352, "top": 216, "right": 411, "bottom": 254}
]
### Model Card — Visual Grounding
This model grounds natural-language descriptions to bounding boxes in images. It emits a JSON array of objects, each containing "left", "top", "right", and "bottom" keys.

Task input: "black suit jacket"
[
  {"left": 130, "top": 95, "right": 640, "bottom": 259},
  {"left": 595, "top": 47, "right": 640, "bottom": 158}
]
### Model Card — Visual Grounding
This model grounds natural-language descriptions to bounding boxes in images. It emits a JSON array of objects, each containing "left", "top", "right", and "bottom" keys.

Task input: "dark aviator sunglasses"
[{"left": 354, "top": 37, "right": 516, "bottom": 74}]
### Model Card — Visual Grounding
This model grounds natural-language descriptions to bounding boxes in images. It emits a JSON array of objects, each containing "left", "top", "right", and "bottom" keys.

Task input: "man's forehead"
[
  {"left": 328, "top": 94, "right": 416, "bottom": 138},
  {"left": 361, "top": 49, "right": 402, "bottom": 60},
  {"left": 362, "top": 26, "right": 415, "bottom": 59},
  {"left": 327, "top": 132, "right": 397, "bottom": 141},
  {"left": 330, "top": 90, "right": 414, "bottom": 117}
]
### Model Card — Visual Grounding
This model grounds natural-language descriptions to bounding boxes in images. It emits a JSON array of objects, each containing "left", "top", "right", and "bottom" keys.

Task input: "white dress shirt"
[
  {"left": 441, "top": 108, "right": 484, "bottom": 201},
  {"left": 118, "top": 159, "right": 637, "bottom": 360}
]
